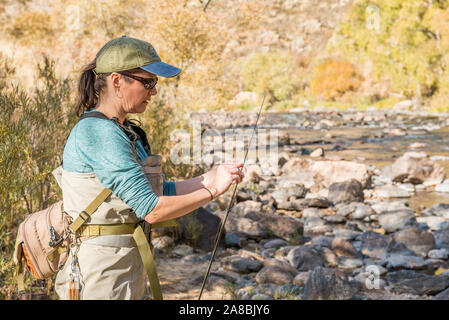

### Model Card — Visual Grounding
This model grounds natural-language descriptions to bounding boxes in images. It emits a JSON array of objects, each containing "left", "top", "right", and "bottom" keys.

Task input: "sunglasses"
[{"left": 117, "top": 72, "right": 158, "bottom": 90}]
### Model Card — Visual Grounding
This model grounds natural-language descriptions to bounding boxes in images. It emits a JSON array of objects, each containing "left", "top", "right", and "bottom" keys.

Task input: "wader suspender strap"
[{"left": 69, "top": 188, "right": 112, "bottom": 234}]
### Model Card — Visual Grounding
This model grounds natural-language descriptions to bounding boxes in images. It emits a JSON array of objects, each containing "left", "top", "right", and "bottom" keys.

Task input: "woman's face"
[{"left": 116, "top": 70, "right": 158, "bottom": 114}]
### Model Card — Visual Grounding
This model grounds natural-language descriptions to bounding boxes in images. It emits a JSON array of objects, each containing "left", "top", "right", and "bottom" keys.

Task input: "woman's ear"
[{"left": 110, "top": 73, "right": 123, "bottom": 98}]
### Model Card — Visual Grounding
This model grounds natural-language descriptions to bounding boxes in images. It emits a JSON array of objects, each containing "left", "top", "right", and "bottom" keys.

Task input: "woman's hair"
[
  {"left": 75, "top": 59, "right": 143, "bottom": 116},
  {"left": 75, "top": 59, "right": 108, "bottom": 116}
]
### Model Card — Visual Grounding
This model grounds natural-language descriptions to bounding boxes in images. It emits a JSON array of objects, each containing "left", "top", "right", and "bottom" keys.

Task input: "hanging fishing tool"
[
  {"left": 197, "top": 94, "right": 266, "bottom": 300},
  {"left": 68, "top": 233, "right": 81, "bottom": 300}
]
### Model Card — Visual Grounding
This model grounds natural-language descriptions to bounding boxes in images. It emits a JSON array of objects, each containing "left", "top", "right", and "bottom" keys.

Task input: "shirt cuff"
[{"left": 163, "top": 180, "right": 176, "bottom": 196}]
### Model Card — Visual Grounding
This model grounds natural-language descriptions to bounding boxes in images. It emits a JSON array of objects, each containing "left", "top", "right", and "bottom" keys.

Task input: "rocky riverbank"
[{"left": 155, "top": 109, "right": 449, "bottom": 300}]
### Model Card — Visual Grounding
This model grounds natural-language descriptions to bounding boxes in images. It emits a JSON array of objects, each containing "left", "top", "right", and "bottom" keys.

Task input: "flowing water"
[{"left": 259, "top": 111, "right": 449, "bottom": 212}]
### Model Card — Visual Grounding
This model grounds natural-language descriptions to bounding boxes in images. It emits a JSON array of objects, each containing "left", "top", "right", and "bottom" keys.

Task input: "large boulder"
[
  {"left": 386, "top": 152, "right": 445, "bottom": 186},
  {"left": 287, "top": 245, "right": 326, "bottom": 271},
  {"left": 176, "top": 207, "right": 223, "bottom": 251},
  {"left": 328, "top": 179, "right": 365, "bottom": 204},
  {"left": 386, "top": 270, "right": 449, "bottom": 295},
  {"left": 302, "top": 266, "right": 357, "bottom": 300},
  {"left": 280, "top": 158, "right": 372, "bottom": 191},
  {"left": 244, "top": 211, "right": 304, "bottom": 243},
  {"left": 222, "top": 255, "right": 264, "bottom": 274},
  {"left": 255, "top": 266, "right": 294, "bottom": 285},
  {"left": 378, "top": 209, "right": 418, "bottom": 233},
  {"left": 360, "top": 230, "right": 392, "bottom": 259},
  {"left": 393, "top": 227, "right": 435, "bottom": 257}
]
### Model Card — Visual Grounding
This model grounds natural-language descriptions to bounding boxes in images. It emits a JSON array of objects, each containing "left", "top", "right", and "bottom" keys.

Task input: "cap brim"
[{"left": 140, "top": 62, "right": 181, "bottom": 78}]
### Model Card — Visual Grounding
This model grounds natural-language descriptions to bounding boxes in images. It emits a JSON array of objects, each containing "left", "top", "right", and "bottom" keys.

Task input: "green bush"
[
  {"left": 240, "top": 50, "right": 304, "bottom": 103},
  {"left": 328, "top": 0, "right": 449, "bottom": 109},
  {"left": 0, "top": 55, "right": 76, "bottom": 299}
]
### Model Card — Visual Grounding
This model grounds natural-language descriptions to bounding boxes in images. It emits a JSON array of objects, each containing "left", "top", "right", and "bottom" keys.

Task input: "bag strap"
[{"left": 69, "top": 188, "right": 113, "bottom": 234}]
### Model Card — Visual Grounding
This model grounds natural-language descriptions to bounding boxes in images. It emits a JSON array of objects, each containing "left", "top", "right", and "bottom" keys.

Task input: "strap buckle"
[{"left": 79, "top": 211, "right": 90, "bottom": 222}]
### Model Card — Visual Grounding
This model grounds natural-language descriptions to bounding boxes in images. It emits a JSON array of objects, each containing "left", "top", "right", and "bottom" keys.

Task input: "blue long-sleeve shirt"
[{"left": 62, "top": 109, "right": 176, "bottom": 219}]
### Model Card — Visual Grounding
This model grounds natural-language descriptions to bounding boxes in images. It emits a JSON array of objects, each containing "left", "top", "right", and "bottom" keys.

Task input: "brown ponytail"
[{"left": 75, "top": 59, "right": 110, "bottom": 117}]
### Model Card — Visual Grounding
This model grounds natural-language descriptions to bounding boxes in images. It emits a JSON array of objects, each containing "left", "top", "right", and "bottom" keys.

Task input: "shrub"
[
  {"left": 0, "top": 55, "right": 76, "bottom": 299},
  {"left": 7, "top": 11, "right": 56, "bottom": 45},
  {"left": 310, "top": 58, "right": 364, "bottom": 101},
  {"left": 328, "top": 0, "right": 449, "bottom": 109},
  {"left": 240, "top": 50, "right": 304, "bottom": 103}
]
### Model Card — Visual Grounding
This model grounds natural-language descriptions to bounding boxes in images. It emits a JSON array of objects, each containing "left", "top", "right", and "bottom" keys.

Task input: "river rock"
[
  {"left": 177, "top": 207, "right": 223, "bottom": 251},
  {"left": 292, "top": 198, "right": 332, "bottom": 209},
  {"left": 224, "top": 232, "right": 247, "bottom": 248},
  {"left": 338, "top": 257, "right": 363, "bottom": 269},
  {"left": 223, "top": 255, "right": 264, "bottom": 274},
  {"left": 293, "top": 271, "right": 311, "bottom": 286},
  {"left": 389, "top": 152, "right": 445, "bottom": 186},
  {"left": 280, "top": 158, "right": 372, "bottom": 190},
  {"left": 434, "top": 287, "right": 449, "bottom": 300},
  {"left": 381, "top": 241, "right": 427, "bottom": 270},
  {"left": 303, "top": 217, "right": 331, "bottom": 237},
  {"left": 393, "top": 227, "right": 435, "bottom": 257},
  {"left": 416, "top": 216, "right": 449, "bottom": 231},
  {"left": 302, "top": 208, "right": 324, "bottom": 219},
  {"left": 331, "top": 229, "right": 362, "bottom": 241},
  {"left": 263, "top": 239, "right": 290, "bottom": 249},
  {"left": 421, "top": 203, "right": 449, "bottom": 219},
  {"left": 328, "top": 179, "right": 365, "bottom": 204},
  {"left": 255, "top": 266, "right": 294, "bottom": 285},
  {"left": 314, "top": 247, "right": 335, "bottom": 268},
  {"left": 310, "top": 148, "right": 324, "bottom": 158},
  {"left": 302, "top": 266, "right": 357, "bottom": 300},
  {"left": 434, "top": 228, "right": 449, "bottom": 249},
  {"left": 386, "top": 270, "right": 449, "bottom": 295},
  {"left": 428, "top": 248, "right": 449, "bottom": 260},
  {"left": 370, "top": 199, "right": 410, "bottom": 214},
  {"left": 331, "top": 237, "right": 360, "bottom": 258},
  {"left": 244, "top": 211, "right": 304, "bottom": 242},
  {"left": 287, "top": 245, "right": 326, "bottom": 271},
  {"left": 384, "top": 254, "right": 427, "bottom": 270},
  {"left": 435, "top": 181, "right": 449, "bottom": 193},
  {"left": 352, "top": 203, "right": 375, "bottom": 220},
  {"left": 152, "top": 236, "right": 175, "bottom": 252},
  {"left": 311, "top": 236, "right": 334, "bottom": 248},
  {"left": 263, "top": 258, "right": 299, "bottom": 277},
  {"left": 374, "top": 184, "right": 413, "bottom": 198},
  {"left": 360, "top": 231, "right": 392, "bottom": 259},
  {"left": 312, "top": 160, "right": 372, "bottom": 189},
  {"left": 172, "top": 244, "right": 194, "bottom": 257},
  {"left": 323, "top": 215, "right": 347, "bottom": 224},
  {"left": 231, "top": 200, "right": 262, "bottom": 217},
  {"left": 224, "top": 215, "right": 271, "bottom": 240},
  {"left": 378, "top": 209, "right": 417, "bottom": 233}
]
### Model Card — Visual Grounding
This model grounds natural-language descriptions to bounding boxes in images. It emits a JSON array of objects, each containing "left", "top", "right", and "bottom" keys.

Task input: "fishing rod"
[{"left": 197, "top": 94, "right": 266, "bottom": 300}]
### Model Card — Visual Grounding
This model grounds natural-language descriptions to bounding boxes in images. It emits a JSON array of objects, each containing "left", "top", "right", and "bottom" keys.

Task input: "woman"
[{"left": 54, "top": 36, "right": 244, "bottom": 300}]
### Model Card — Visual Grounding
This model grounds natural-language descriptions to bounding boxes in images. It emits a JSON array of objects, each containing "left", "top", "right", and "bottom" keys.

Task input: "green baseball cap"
[{"left": 94, "top": 35, "right": 181, "bottom": 78}]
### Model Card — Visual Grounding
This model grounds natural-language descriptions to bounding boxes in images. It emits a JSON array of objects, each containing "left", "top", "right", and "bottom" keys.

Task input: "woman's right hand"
[{"left": 211, "top": 163, "right": 245, "bottom": 196}]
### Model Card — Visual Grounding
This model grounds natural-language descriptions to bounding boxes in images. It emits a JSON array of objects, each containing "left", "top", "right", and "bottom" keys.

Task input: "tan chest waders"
[
  {"left": 53, "top": 155, "right": 175, "bottom": 300},
  {"left": 16, "top": 111, "right": 176, "bottom": 300}
]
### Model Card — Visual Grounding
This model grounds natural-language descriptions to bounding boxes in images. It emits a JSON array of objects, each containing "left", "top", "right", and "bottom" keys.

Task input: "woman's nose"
[{"left": 150, "top": 87, "right": 157, "bottom": 95}]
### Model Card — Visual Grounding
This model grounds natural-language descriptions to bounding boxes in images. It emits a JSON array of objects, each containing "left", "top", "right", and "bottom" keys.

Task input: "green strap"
[
  {"left": 69, "top": 188, "right": 113, "bottom": 233},
  {"left": 133, "top": 225, "right": 163, "bottom": 300},
  {"left": 47, "top": 245, "right": 68, "bottom": 262}
]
